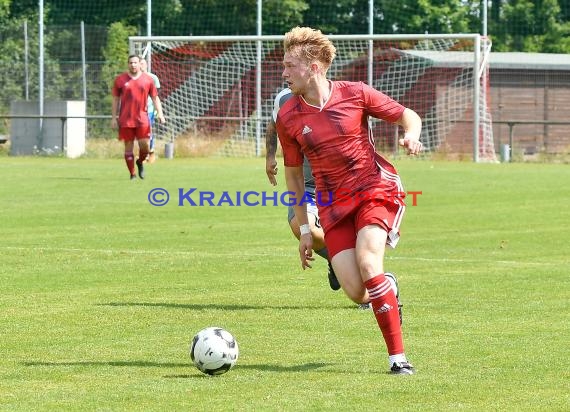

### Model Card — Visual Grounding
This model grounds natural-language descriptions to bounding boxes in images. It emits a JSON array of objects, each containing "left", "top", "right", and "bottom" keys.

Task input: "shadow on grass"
[
  {"left": 24, "top": 361, "right": 190, "bottom": 368},
  {"left": 98, "top": 302, "right": 334, "bottom": 310},
  {"left": 164, "top": 362, "right": 330, "bottom": 378},
  {"left": 23, "top": 360, "right": 331, "bottom": 376}
]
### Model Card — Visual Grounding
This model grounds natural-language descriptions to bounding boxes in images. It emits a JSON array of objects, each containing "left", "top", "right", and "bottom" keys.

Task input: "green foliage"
[
  {"left": 101, "top": 21, "right": 136, "bottom": 86},
  {"left": 264, "top": 0, "right": 308, "bottom": 35},
  {"left": 541, "top": 21, "right": 570, "bottom": 53},
  {"left": 372, "top": 0, "right": 477, "bottom": 34},
  {"left": 0, "top": 10, "right": 63, "bottom": 108},
  {"left": 178, "top": 0, "right": 258, "bottom": 35},
  {"left": 0, "top": 0, "right": 10, "bottom": 20},
  {"left": 489, "top": 0, "right": 570, "bottom": 53},
  {"left": 148, "top": 0, "right": 184, "bottom": 36},
  {"left": 47, "top": 0, "right": 147, "bottom": 26},
  {"left": 303, "top": 0, "right": 366, "bottom": 34}
]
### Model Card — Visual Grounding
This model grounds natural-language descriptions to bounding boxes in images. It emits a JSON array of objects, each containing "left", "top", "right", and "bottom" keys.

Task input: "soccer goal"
[{"left": 130, "top": 34, "right": 495, "bottom": 162}]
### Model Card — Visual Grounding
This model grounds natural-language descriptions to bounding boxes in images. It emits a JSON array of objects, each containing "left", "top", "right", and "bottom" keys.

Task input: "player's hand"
[
  {"left": 111, "top": 119, "right": 118, "bottom": 130},
  {"left": 299, "top": 234, "right": 314, "bottom": 270},
  {"left": 266, "top": 156, "right": 278, "bottom": 186},
  {"left": 399, "top": 136, "right": 423, "bottom": 156},
  {"left": 157, "top": 114, "right": 166, "bottom": 124}
]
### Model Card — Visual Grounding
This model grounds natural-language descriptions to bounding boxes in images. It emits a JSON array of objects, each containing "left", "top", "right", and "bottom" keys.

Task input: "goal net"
[{"left": 130, "top": 34, "right": 495, "bottom": 161}]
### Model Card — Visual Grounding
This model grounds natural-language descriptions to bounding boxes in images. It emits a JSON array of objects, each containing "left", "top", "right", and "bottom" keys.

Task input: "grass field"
[{"left": 0, "top": 156, "right": 568, "bottom": 411}]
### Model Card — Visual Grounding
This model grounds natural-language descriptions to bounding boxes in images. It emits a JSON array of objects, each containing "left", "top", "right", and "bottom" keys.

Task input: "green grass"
[{"left": 0, "top": 157, "right": 568, "bottom": 411}]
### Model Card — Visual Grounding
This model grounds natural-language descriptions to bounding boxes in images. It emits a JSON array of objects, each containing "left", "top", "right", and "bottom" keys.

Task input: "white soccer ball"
[{"left": 190, "top": 327, "right": 239, "bottom": 375}]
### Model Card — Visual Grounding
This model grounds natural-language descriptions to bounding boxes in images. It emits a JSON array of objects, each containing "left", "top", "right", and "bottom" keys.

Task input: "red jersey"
[
  {"left": 112, "top": 72, "right": 158, "bottom": 128},
  {"left": 276, "top": 81, "right": 406, "bottom": 232}
]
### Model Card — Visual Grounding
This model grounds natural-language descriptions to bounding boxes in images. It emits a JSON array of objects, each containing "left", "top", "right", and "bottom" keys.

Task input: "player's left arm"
[
  {"left": 363, "top": 82, "right": 422, "bottom": 156},
  {"left": 151, "top": 95, "right": 165, "bottom": 124},
  {"left": 395, "top": 108, "right": 422, "bottom": 155}
]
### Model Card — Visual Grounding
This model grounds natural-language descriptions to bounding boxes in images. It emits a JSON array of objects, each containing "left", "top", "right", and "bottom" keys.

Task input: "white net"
[{"left": 130, "top": 34, "right": 495, "bottom": 161}]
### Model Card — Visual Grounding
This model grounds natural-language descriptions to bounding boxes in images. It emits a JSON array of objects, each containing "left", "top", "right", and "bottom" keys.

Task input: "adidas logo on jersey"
[
  {"left": 302, "top": 125, "right": 312, "bottom": 135},
  {"left": 375, "top": 303, "right": 393, "bottom": 314}
]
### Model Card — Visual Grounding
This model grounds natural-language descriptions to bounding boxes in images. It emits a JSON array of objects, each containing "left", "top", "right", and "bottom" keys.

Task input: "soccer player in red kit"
[
  {"left": 276, "top": 27, "right": 423, "bottom": 375},
  {"left": 111, "top": 55, "right": 165, "bottom": 179}
]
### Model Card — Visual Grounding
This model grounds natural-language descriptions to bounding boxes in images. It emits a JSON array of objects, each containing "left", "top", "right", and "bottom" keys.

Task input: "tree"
[
  {"left": 372, "top": 0, "right": 474, "bottom": 34},
  {"left": 303, "top": 0, "right": 367, "bottom": 34},
  {"left": 263, "top": 0, "right": 308, "bottom": 35},
  {"left": 488, "top": 0, "right": 570, "bottom": 53}
]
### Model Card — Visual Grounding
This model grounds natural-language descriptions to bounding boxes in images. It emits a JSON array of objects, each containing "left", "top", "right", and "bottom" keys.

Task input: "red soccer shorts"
[
  {"left": 118, "top": 126, "right": 151, "bottom": 141},
  {"left": 324, "top": 198, "right": 404, "bottom": 259}
]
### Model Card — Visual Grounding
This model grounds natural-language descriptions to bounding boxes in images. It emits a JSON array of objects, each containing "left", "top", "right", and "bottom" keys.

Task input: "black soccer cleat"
[
  {"left": 136, "top": 159, "right": 145, "bottom": 179},
  {"left": 390, "top": 361, "right": 415, "bottom": 375},
  {"left": 385, "top": 272, "right": 403, "bottom": 325},
  {"left": 327, "top": 261, "right": 341, "bottom": 291},
  {"left": 130, "top": 174, "right": 137, "bottom": 180}
]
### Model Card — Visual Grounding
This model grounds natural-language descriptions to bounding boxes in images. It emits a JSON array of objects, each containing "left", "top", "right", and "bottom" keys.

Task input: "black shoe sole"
[
  {"left": 327, "top": 263, "right": 341, "bottom": 291},
  {"left": 136, "top": 160, "right": 145, "bottom": 179}
]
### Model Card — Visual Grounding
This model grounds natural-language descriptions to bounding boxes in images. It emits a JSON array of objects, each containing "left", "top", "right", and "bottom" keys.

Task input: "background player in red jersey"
[
  {"left": 111, "top": 55, "right": 165, "bottom": 179},
  {"left": 276, "top": 27, "right": 422, "bottom": 374}
]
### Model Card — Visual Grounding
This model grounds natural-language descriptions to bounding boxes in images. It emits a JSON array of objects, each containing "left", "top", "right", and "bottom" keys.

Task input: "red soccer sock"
[
  {"left": 365, "top": 273, "right": 404, "bottom": 355},
  {"left": 124, "top": 151, "right": 135, "bottom": 175},
  {"left": 138, "top": 150, "right": 149, "bottom": 164}
]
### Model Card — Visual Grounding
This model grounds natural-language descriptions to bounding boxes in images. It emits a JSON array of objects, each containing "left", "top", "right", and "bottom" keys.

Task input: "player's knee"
[
  {"left": 356, "top": 255, "right": 383, "bottom": 278},
  {"left": 343, "top": 285, "right": 368, "bottom": 304}
]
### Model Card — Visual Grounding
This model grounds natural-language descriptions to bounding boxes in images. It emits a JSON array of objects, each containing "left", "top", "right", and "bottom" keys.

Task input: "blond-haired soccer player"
[
  {"left": 276, "top": 27, "right": 422, "bottom": 374},
  {"left": 266, "top": 88, "right": 403, "bottom": 317}
]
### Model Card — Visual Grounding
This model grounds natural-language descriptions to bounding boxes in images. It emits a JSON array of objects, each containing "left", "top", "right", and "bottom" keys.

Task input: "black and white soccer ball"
[{"left": 190, "top": 327, "right": 239, "bottom": 375}]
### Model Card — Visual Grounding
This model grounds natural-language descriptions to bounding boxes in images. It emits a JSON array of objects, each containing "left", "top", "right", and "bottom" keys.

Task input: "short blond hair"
[{"left": 284, "top": 27, "right": 336, "bottom": 71}]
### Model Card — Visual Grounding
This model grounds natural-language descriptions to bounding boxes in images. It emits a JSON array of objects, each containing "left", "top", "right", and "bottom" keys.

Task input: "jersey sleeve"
[
  {"left": 272, "top": 88, "right": 292, "bottom": 122},
  {"left": 361, "top": 82, "right": 406, "bottom": 123},
  {"left": 275, "top": 116, "right": 304, "bottom": 168}
]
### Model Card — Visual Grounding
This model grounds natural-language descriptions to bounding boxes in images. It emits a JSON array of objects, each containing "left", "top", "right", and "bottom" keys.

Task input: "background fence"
[{"left": 1, "top": 0, "right": 569, "bottom": 161}]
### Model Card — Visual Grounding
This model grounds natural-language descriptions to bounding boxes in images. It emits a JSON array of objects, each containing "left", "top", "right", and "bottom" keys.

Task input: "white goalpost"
[{"left": 129, "top": 34, "right": 495, "bottom": 162}]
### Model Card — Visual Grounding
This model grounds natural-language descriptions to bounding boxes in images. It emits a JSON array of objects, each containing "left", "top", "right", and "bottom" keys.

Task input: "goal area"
[{"left": 130, "top": 34, "right": 495, "bottom": 162}]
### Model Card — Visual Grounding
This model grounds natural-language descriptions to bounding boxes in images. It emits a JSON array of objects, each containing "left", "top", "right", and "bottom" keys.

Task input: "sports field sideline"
[{"left": 0, "top": 157, "right": 568, "bottom": 411}]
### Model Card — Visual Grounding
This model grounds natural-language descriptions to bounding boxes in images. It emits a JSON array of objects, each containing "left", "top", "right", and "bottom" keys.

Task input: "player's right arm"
[
  {"left": 284, "top": 165, "right": 313, "bottom": 270},
  {"left": 265, "top": 119, "right": 278, "bottom": 186},
  {"left": 111, "top": 95, "right": 120, "bottom": 129},
  {"left": 396, "top": 108, "right": 423, "bottom": 155}
]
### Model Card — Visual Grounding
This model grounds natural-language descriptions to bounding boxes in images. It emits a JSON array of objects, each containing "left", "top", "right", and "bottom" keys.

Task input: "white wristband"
[{"left": 299, "top": 224, "right": 311, "bottom": 236}]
